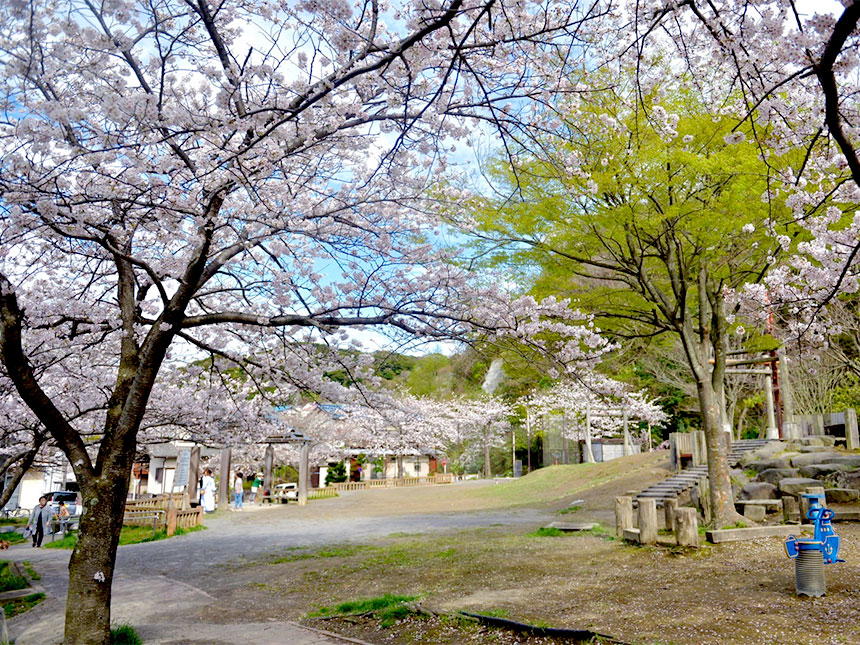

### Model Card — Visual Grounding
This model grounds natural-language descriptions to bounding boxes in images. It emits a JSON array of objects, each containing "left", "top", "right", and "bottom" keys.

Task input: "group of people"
[
  {"left": 25, "top": 496, "right": 71, "bottom": 548},
  {"left": 197, "top": 469, "right": 264, "bottom": 513}
]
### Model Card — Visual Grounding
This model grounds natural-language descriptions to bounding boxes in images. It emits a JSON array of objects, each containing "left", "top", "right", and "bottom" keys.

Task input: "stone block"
[
  {"left": 778, "top": 477, "right": 823, "bottom": 496},
  {"left": 730, "top": 469, "right": 750, "bottom": 486},
  {"left": 824, "top": 471, "right": 860, "bottom": 490},
  {"left": 743, "top": 504, "right": 767, "bottom": 522},
  {"left": 790, "top": 452, "right": 842, "bottom": 468},
  {"left": 748, "top": 458, "right": 792, "bottom": 473},
  {"left": 738, "top": 482, "right": 778, "bottom": 500},
  {"left": 798, "top": 464, "right": 851, "bottom": 479},
  {"left": 757, "top": 468, "right": 800, "bottom": 485},
  {"left": 821, "top": 455, "right": 860, "bottom": 467},
  {"left": 800, "top": 446, "right": 835, "bottom": 453},
  {"left": 825, "top": 488, "right": 860, "bottom": 504},
  {"left": 706, "top": 524, "right": 814, "bottom": 544},
  {"left": 799, "top": 437, "right": 825, "bottom": 446},
  {"left": 622, "top": 528, "right": 640, "bottom": 543}
]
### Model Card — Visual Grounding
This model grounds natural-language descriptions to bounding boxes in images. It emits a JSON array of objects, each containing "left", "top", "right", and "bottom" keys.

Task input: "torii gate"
[{"left": 258, "top": 430, "right": 312, "bottom": 506}]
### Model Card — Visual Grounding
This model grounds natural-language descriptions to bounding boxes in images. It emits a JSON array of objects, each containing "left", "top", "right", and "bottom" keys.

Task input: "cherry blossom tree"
[
  {"left": 0, "top": 2, "right": 618, "bottom": 637},
  {"left": 627, "top": 1, "right": 860, "bottom": 335},
  {"left": 448, "top": 394, "right": 512, "bottom": 477}
]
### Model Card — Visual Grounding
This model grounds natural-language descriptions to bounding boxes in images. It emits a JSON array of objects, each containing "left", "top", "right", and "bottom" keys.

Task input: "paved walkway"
[{"left": 8, "top": 481, "right": 551, "bottom": 644}]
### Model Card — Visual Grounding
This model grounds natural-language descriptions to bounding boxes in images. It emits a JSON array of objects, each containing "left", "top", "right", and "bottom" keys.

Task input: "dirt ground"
[{"left": 194, "top": 454, "right": 860, "bottom": 645}]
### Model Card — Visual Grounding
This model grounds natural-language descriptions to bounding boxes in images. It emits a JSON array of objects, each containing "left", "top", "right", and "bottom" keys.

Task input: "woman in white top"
[{"left": 201, "top": 468, "right": 216, "bottom": 513}]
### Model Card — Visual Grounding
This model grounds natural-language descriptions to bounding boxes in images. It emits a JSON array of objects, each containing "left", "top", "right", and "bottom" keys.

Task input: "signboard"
[{"left": 174, "top": 449, "right": 191, "bottom": 488}]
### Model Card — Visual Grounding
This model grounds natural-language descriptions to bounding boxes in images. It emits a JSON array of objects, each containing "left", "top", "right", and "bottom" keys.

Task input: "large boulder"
[
  {"left": 757, "top": 468, "right": 800, "bottom": 485},
  {"left": 789, "top": 452, "right": 842, "bottom": 468},
  {"left": 821, "top": 455, "right": 860, "bottom": 468},
  {"left": 738, "top": 482, "right": 778, "bottom": 500},
  {"left": 743, "top": 505, "right": 767, "bottom": 522},
  {"left": 825, "top": 488, "right": 860, "bottom": 503},
  {"left": 800, "top": 437, "right": 825, "bottom": 447},
  {"left": 825, "top": 471, "right": 860, "bottom": 491},
  {"left": 798, "top": 464, "right": 850, "bottom": 479},
  {"left": 747, "top": 458, "right": 792, "bottom": 473},
  {"left": 731, "top": 469, "right": 750, "bottom": 486},
  {"left": 778, "top": 477, "right": 823, "bottom": 496},
  {"left": 739, "top": 442, "right": 787, "bottom": 466},
  {"left": 800, "top": 446, "right": 835, "bottom": 453}
]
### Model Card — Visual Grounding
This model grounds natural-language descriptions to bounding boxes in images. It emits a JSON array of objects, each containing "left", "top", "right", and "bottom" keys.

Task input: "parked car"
[
  {"left": 273, "top": 483, "right": 297, "bottom": 503},
  {"left": 44, "top": 491, "right": 79, "bottom": 516}
]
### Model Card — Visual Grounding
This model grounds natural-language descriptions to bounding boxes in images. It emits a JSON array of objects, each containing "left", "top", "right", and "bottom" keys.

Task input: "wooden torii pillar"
[{"left": 259, "top": 430, "right": 311, "bottom": 506}]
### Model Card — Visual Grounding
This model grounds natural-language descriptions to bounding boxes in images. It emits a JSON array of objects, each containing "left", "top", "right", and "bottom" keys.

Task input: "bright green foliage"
[
  {"left": 325, "top": 461, "right": 348, "bottom": 486},
  {"left": 309, "top": 593, "right": 419, "bottom": 628},
  {"left": 110, "top": 623, "right": 143, "bottom": 645}
]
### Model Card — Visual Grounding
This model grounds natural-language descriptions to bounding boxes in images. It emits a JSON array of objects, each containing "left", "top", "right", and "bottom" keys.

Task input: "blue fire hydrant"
[{"left": 784, "top": 493, "right": 844, "bottom": 597}]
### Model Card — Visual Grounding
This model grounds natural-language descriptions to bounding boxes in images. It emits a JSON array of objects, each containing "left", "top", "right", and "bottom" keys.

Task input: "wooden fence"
[
  {"left": 122, "top": 506, "right": 203, "bottom": 537},
  {"left": 124, "top": 493, "right": 185, "bottom": 512},
  {"left": 334, "top": 473, "right": 454, "bottom": 492}
]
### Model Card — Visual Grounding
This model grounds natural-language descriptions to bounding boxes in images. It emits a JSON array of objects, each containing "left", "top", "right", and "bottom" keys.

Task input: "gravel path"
[{"left": 8, "top": 481, "right": 554, "bottom": 644}]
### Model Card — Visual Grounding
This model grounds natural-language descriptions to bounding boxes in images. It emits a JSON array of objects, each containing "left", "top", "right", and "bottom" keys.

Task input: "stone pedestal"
[
  {"left": 675, "top": 507, "right": 698, "bottom": 547},
  {"left": 846, "top": 408, "right": 859, "bottom": 451},
  {"left": 638, "top": 498, "right": 658, "bottom": 545},
  {"left": 664, "top": 498, "right": 678, "bottom": 534},
  {"left": 615, "top": 496, "right": 633, "bottom": 538}
]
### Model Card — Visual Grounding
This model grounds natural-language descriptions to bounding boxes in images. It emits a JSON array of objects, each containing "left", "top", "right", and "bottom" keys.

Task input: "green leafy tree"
[{"left": 466, "top": 73, "right": 816, "bottom": 526}]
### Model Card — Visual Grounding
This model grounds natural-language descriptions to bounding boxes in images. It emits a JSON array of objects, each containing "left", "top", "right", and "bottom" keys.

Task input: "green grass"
[
  {"left": 0, "top": 517, "right": 27, "bottom": 526},
  {"left": 110, "top": 623, "right": 143, "bottom": 645},
  {"left": 308, "top": 593, "right": 419, "bottom": 628},
  {"left": 0, "top": 561, "right": 28, "bottom": 593},
  {"left": 45, "top": 524, "right": 206, "bottom": 549},
  {"left": 3, "top": 592, "right": 44, "bottom": 618},
  {"left": 271, "top": 544, "right": 377, "bottom": 564},
  {"left": 528, "top": 527, "right": 566, "bottom": 538},
  {"left": 558, "top": 505, "right": 582, "bottom": 515}
]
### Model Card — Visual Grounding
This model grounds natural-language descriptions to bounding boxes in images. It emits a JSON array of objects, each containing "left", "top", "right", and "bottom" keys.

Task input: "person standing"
[
  {"left": 27, "top": 496, "right": 53, "bottom": 547},
  {"left": 57, "top": 501, "right": 71, "bottom": 534},
  {"left": 249, "top": 473, "right": 262, "bottom": 504},
  {"left": 233, "top": 472, "right": 244, "bottom": 511},
  {"left": 201, "top": 468, "right": 216, "bottom": 513}
]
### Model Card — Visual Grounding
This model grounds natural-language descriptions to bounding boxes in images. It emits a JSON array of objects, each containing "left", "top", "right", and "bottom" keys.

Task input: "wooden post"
[
  {"left": 664, "top": 498, "right": 678, "bottom": 534},
  {"left": 636, "top": 498, "right": 657, "bottom": 545},
  {"left": 584, "top": 405, "right": 595, "bottom": 463},
  {"left": 166, "top": 507, "right": 177, "bottom": 537},
  {"left": 263, "top": 444, "right": 274, "bottom": 502},
  {"left": 218, "top": 447, "right": 232, "bottom": 511},
  {"left": 615, "top": 496, "right": 634, "bottom": 537},
  {"left": 846, "top": 408, "right": 859, "bottom": 451},
  {"left": 298, "top": 441, "right": 309, "bottom": 506},
  {"left": 623, "top": 410, "right": 631, "bottom": 457},
  {"left": 675, "top": 508, "right": 698, "bottom": 547},
  {"left": 697, "top": 477, "right": 711, "bottom": 525}
]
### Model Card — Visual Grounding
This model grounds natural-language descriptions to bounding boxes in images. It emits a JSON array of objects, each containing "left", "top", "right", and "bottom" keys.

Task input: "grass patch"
[
  {"left": 722, "top": 521, "right": 747, "bottom": 530},
  {"left": 45, "top": 524, "right": 206, "bottom": 549},
  {"left": 528, "top": 527, "right": 566, "bottom": 537},
  {"left": 557, "top": 505, "right": 582, "bottom": 515},
  {"left": 0, "top": 517, "right": 27, "bottom": 526},
  {"left": 0, "top": 561, "right": 28, "bottom": 592},
  {"left": 309, "top": 593, "right": 419, "bottom": 628},
  {"left": 3, "top": 532, "right": 25, "bottom": 545},
  {"left": 110, "top": 622, "right": 143, "bottom": 645},
  {"left": 3, "top": 592, "right": 44, "bottom": 618},
  {"left": 21, "top": 561, "right": 39, "bottom": 580},
  {"left": 271, "top": 544, "right": 377, "bottom": 564}
]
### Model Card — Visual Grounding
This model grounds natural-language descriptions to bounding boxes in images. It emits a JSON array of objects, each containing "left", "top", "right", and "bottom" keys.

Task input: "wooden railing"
[
  {"left": 167, "top": 507, "right": 203, "bottom": 535},
  {"left": 308, "top": 487, "right": 338, "bottom": 499},
  {"left": 125, "top": 493, "right": 185, "bottom": 512},
  {"left": 334, "top": 473, "right": 453, "bottom": 492}
]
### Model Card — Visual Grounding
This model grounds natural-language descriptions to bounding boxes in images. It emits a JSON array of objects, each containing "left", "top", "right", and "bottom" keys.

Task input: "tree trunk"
[
  {"left": 693, "top": 376, "right": 741, "bottom": 527},
  {"left": 64, "top": 460, "right": 133, "bottom": 644},
  {"left": 483, "top": 438, "right": 492, "bottom": 479}
]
